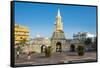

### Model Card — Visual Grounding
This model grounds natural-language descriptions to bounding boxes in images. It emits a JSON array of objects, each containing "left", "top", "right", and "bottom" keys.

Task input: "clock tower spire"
[{"left": 56, "top": 9, "right": 63, "bottom": 31}]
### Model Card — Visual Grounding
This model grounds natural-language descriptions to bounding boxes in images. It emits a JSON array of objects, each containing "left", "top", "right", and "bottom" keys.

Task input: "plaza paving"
[{"left": 15, "top": 51, "right": 97, "bottom": 66}]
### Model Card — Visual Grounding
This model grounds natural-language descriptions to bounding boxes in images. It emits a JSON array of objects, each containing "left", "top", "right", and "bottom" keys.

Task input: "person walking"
[
  {"left": 16, "top": 51, "right": 20, "bottom": 59},
  {"left": 27, "top": 52, "right": 31, "bottom": 60}
]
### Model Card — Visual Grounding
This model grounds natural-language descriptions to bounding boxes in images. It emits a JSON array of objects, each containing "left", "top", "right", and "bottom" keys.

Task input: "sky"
[{"left": 14, "top": 2, "right": 97, "bottom": 39}]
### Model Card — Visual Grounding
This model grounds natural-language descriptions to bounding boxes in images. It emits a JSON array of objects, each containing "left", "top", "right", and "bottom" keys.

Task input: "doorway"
[{"left": 56, "top": 42, "right": 62, "bottom": 53}]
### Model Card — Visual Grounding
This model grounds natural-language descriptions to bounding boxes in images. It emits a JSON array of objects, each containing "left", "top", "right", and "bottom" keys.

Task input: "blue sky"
[{"left": 14, "top": 2, "right": 97, "bottom": 39}]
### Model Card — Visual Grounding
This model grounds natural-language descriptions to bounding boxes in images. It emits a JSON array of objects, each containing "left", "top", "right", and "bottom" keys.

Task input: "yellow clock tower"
[{"left": 51, "top": 9, "right": 67, "bottom": 53}]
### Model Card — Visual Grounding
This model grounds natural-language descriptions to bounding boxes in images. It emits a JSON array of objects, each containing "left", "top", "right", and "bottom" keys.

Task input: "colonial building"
[
  {"left": 72, "top": 32, "right": 95, "bottom": 44},
  {"left": 73, "top": 32, "right": 95, "bottom": 41},
  {"left": 51, "top": 9, "right": 69, "bottom": 52},
  {"left": 14, "top": 24, "right": 29, "bottom": 44}
]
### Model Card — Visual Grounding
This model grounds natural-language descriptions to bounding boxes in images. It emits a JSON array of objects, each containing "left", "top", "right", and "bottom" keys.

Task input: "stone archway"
[
  {"left": 56, "top": 42, "right": 62, "bottom": 53},
  {"left": 41, "top": 45, "right": 46, "bottom": 53},
  {"left": 70, "top": 44, "right": 75, "bottom": 52}
]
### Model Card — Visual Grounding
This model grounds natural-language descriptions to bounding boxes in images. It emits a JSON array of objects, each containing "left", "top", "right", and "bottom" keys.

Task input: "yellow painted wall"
[{"left": 14, "top": 24, "right": 29, "bottom": 44}]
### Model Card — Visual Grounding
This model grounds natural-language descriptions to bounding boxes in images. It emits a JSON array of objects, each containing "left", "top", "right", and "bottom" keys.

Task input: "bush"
[
  {"left": 31, "top": 51, "right": 36, "bottom": 54},
  {"left": 76, "top": 45, "right": 85, "bottom": 56},
  {"left": 45, "top": 46, "right": 52, "bottom": 57}
]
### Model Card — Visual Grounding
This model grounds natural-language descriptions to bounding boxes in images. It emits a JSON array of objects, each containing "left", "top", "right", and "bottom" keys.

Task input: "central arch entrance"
[
  {"left": 56, "top": 42, "right": 62, "bottom": 53},
  {"left": 41, "top": 45, "right": 46, "bottom": 53},
  {"left": 70, "top": 44, "right": 75, "bottom": 52}
]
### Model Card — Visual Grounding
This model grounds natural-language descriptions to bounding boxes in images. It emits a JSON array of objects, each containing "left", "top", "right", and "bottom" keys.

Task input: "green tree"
[
  {"left": 16, "top": 45, "right": 21, "bottom": 52},
  {"left": 76, "top": 45, "right": 85, "bottom": 56},
  {"left": 92, "top": 37, "right": 97, "bottom": 51},
  {"left": 45, "top": 46, "right": 52, "bottom": 57},
  {"left": 17, "top": 38, "right": 27, "bottom": 53},
  {"left": 19, "top": 38, "right": 27, "bottom": 47},
  {"left": 84, "top": 38, "right": 92, "bottom": 45}
]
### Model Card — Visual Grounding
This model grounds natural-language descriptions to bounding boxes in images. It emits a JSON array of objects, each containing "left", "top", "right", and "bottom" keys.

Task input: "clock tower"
[{"left": 51, "top": 9, "right": 67, "bottom": 53}]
